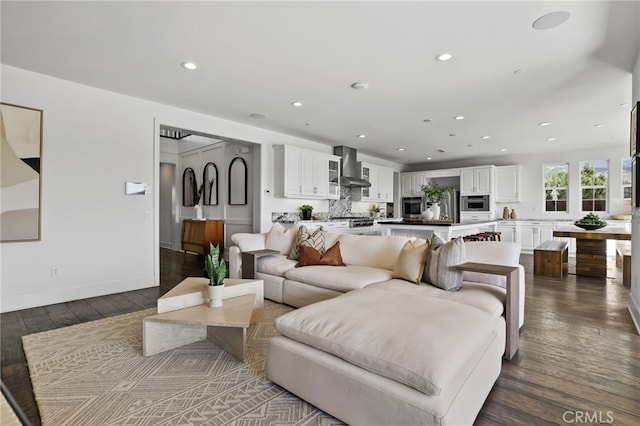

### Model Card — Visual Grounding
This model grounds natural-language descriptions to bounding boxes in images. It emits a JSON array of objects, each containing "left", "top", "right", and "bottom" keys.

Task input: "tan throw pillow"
[
  {"left": 296, "top": 241, "right": 346, "bottom": 267},
  {"left": 265, "top": 222, "right": 299, "bottom": 255},
  {"left": 392, "top": 240, "right": 430, "bottom": 284},
  {"left": 422, "top": 235, "right": 466, "bottom": 291},
  {"left": 288, "top": 225, "right": 325, "bottom": 260}
]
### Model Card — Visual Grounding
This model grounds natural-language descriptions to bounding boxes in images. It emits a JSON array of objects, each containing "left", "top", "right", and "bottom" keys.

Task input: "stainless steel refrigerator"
[{"left": 441, "top": 190, "right": 460, "bottom": 223}]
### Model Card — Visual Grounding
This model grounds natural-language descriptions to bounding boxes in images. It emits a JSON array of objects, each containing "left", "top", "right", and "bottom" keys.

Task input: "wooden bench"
[
  {"left": 616, "top": 244, "right": 631, "bottom": 286},
  {"left": 534, "top": 240, "right": 569, "bottom": 278}
]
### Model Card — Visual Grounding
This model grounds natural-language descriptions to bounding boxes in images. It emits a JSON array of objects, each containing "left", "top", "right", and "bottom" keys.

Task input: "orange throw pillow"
[{"left": 296, "top": 241, "right": 346, "bottom": 267}]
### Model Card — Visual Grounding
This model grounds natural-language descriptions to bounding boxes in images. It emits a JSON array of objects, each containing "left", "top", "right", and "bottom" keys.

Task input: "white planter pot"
[
  {"left": 429, "top": 203, "right": 441, "bottom": 220},
  {"left": 207, "top": 284, "right": 224, "bottom": 307}
]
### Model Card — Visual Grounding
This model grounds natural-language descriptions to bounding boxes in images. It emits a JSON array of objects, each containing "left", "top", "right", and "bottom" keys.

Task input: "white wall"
[
  {"left": 629, "top": 46, "right": 640, "bottom": 333},
  {"left": 1, "top": 65, "right": 402, "bottom": 312}
]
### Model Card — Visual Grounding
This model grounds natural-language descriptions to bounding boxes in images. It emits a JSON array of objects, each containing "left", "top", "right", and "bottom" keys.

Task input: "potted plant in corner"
[
  {"left": 300, "top": 204, "right": 313, "bottom": 220},
  {"left": 205, "top": 243, "right": 226, "bottom": 307}
]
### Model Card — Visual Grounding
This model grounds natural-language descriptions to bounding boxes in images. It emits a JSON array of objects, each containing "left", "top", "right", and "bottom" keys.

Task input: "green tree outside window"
[
  {"left": 544, "top": 164, "right": 569, "bottom": 212},
  {"left": 580, "top": 161, "right": 608, "bottom": 212}
]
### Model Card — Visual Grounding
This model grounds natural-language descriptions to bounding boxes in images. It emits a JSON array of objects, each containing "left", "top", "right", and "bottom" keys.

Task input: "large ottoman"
[{"left": 267, "top": 286, "right": 505, "bottom": 426}]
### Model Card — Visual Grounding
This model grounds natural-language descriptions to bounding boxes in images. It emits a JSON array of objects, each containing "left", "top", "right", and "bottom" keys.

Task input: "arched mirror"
[
  {"left": 228, "top": 157, "right": 247, "bottom": 205},
  {"left": 182, "top": 167, "right": 197, "bottom": 206},
  {"left": 202, "top": 162, "right": 219, "bottom": 205}
]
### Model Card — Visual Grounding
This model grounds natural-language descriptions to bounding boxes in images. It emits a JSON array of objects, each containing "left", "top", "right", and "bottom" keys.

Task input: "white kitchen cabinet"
[
  {"left": 519, "top": 221, "right": 555, "bottom": 251},
  {"left": 495, "top": 165, "right": 521, "bottom": 202},
  {"left": 358, "top": 162, "right": 395, "bottom": 202},
  {"left": 400, "top": 171, "right": 427, "bottom": 197},
  {"left": 496, "top": 222, "right": 519, "bottom": 244},
  {"left": 460, "top": 212, "right": 493, "bottom": 223},
  {"left": 425, "top": 168, "right": 460, "bottom": 178},
  {"left": 273, "top": 145, "right": 341, "bottom": 199},
  {"left": 460, "top": 166, "right": 493, "bottom": 195}
]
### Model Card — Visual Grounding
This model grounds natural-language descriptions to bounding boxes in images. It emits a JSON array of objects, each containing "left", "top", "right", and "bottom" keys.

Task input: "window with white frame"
[
  {"left": 580, "top": 160, "right": 608, "bottom": 212},
  {"left": 622, "top": 159, "right": 632, "bottom": 213},
  {"left": 544, "top": 163, "right": 568, "bottom": 212}
]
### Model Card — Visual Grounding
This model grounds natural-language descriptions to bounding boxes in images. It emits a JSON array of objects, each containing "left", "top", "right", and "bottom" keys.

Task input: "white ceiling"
[{"left": 2, "top": 1, "right": 639, "bottom": 165}]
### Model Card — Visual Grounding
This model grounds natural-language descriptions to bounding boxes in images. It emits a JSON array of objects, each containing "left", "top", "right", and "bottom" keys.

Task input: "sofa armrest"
[
  {"left": 229, "top": 246, "right": 242, "bottom": 279},
  {"left": 454, "top": 262, "right": 520, "bottom": 361}
]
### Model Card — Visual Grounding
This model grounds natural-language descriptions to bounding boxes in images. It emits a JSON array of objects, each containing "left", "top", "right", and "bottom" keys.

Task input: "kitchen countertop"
[{"left": 378, "top": 220, "right": 499, "bottom": 228}]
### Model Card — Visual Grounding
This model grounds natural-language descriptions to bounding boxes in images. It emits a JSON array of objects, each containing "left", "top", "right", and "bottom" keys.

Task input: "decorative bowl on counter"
[{"left": 574, "top": 223, "right": 606, "bottom": 231}]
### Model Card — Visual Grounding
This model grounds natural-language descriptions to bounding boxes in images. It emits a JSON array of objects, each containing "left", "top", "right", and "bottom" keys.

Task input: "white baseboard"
[
  {"left": 629, "top": 292, "right": 640, "bottom": 335},
  {"left": 1, "top": 276, "right": 156, "bottom": 313}
]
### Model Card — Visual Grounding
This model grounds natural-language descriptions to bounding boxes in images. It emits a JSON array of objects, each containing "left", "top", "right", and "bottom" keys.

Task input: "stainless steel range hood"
[{"left": 333, "top": 146, "right": 371, "bottom": 187}]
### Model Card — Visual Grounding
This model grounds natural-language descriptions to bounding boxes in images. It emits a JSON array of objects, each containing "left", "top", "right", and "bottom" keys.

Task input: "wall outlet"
[{"left": 51, "top": 266, "right": 60, "bottom": 277}]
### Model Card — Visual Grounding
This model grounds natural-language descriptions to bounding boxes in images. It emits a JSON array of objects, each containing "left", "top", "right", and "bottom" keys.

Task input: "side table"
[
  {"left": 241, "top": 249, "right": 280, "bottom": 279},
  {"left": 454, "top": 262, "right": 520, "bottom": 360}
]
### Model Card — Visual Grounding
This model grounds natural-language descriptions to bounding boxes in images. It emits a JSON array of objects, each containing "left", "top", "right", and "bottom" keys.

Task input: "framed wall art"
[
  {"left": 1, "top": 102, "right": 43, "bottom": 242},
  {"left": 631, "top": 101, "right": 638, "bottom": 157}
]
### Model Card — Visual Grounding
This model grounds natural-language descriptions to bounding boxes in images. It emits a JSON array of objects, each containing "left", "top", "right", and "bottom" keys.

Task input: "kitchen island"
[{"left": 378, "top": 219, "right": 499, "bottom": 241}]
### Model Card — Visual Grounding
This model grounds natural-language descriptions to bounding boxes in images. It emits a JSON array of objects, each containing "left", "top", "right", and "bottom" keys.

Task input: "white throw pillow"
[
  {"left": 422, "top": 235, "right": 466, "bottom": 291},
  {"left": 392, "top": 240, "right": 430, "bottom": 284},
  {"left": 265, "top": 222, "right": 299, "bottom": 255}
]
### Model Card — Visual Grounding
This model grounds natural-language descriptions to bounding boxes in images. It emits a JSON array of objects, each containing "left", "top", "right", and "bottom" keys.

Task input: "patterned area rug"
[{"left": 22, "top": 301, "right": 343, "bottom": 425}]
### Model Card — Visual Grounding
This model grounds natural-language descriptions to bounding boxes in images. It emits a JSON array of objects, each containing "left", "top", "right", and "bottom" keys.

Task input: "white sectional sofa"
[{"left": 228, "top": 225, "right": 525, "bottom": 425}]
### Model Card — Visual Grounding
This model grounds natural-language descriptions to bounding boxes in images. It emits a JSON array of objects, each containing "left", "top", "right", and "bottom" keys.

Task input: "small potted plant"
[
  {"left": 369, "top": 203, "right": 381, "bottom": 218},
  {"left": 300, "top": 204, "right": 313, "bottom": 220},
  {"left": 205, "top": 243, "right": 226, "bottom": 307}
]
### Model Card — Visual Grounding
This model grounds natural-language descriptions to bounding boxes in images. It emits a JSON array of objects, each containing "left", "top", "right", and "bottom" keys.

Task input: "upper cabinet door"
[
  {"left": 460, "top": 167, "right": 493, "bottom": 195},
  {"left": 460, "top": 169, "right": 477, "bottom": 194},
  {"left": 273, "top": 145, "right": 340, "bottom": 199},
  {"left": 495, "top": 165, "right": 521, "bottom": 202},
  {"left": 476, "top": 168, "right": 492, "bottom": 193}
]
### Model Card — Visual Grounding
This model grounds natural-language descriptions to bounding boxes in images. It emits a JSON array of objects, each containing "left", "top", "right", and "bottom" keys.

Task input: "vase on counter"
[
  {"left": 421, "top": 209, "right": 434, "bottom": 220},
  {"left": 503, "top": 207, "right": 510, "bottom": 220},
  {"left": 429, "top": 203, "right": 441, "bottom": 220},
  {"left": 510, "top": 209, "right": 517, "bottom": 219},
  {"left": 194, "top": 204, "right": 203, "bottom": 220}
]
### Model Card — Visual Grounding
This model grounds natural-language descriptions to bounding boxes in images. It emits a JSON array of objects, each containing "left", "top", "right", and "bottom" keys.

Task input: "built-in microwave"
[
  {"left": 402, "top": 197, "right": 423, "bottom": 218},
  {"left": 461, "top": 195, "right": 490, "bottom": 212}
]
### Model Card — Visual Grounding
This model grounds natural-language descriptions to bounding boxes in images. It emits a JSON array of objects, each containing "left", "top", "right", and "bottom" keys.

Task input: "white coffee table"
[{"left": 142, "top": 278, "right": 264, "bottom": 360}]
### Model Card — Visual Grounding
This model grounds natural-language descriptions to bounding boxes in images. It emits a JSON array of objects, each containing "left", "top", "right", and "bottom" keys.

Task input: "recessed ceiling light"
[
  {"left": 181, "top": 61, "right": 198, "bottom": 70},
  {"left": 449, "top": 133, "right": 456, "bottom": 137},
  {"left": 467, "top": 144, "right": 473, "bottom": 147},
  {"left": 357, "top": 134, "right": 366, "bottom": 138},
  {"left": 538, "top": 121, "right": 552, "bottom": 126},
  {"left": 547, "top": 137, "right": 557, "bottom": 141},
  {"left": 427, "top": 157, "right": 432, "bottom": 160},
  {"left": 423, "top": 118, "right": 432, "bottom": 123},
  {"left": 305, "top": 123, "right": 310, "bottom": 126},
  {"left": 500, "top": 148, "right": 507, "bottom": 152},
  {"left": 594, "top": 124, "right": 604, "bottom": 128},
  {"left": 397, "top": 148, "right": 405, "bottom": 152},
  {"left": 481, "top": 136, "right": 491, "bottom": 140},
  {"left": 436, "top": 53, "right": 453, "bottom": 61},
  {"left": 249, "top": 112, "right": 267, "bottom": 119},
  {"left": 620, "top": 103, "right": 629, "bottom": 107},
  {"left": 350, "top": 82, "right": 369, "bottom": 90},
  {"left": 454, "top": 115, "right": 464, "bottom": 120},
  {"left": 532, "top": 11, "right": 571, "bottom": 30},
  {"left": 291, "top": 101, "right": 303, "bottom": 107}
]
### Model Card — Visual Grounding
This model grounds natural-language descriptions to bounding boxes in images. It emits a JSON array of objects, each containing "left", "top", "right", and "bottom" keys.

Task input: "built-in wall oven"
[
  {"left": 402, "top": 197, "right": 423, "bottom": 218},
  {"left": 461, "top": 195, "right": 490, "bottom": 212}
]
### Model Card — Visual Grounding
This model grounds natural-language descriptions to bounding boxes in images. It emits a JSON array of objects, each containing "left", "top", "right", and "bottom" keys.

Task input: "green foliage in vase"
[
  {"left": 205, "top": 243, "right": 226, "bottom": 286},
  {"left": 420, "top": 182, "right": 453, "bottom": 202}
]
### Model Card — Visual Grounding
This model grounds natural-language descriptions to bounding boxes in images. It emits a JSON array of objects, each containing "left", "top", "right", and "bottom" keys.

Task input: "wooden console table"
[
  {"left": 181, "top": 219, "right": 224, "bottom": 256},
  {"left": 553, "top": 227, "right": 631, "bottom": 278},
  {"left": 454, "top": 262, "right": 520, "bottom": 360}
]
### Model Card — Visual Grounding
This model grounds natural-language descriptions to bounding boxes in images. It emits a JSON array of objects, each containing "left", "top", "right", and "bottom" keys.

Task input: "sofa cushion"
[
  {"left": 296, "top": 241, "right": 346, "bottom": 267},
  {"left": 285, "top": 265, "right": 392, "bottom": 292},
  {"left": 288, "top": 225, "right": 326, "bottom": 260},
  {"left": 337, "top": 234, "right": 412, "bottom": 270},
  {"left": 274, "top": 288, "right": 500, "bottom": 396},
  {"left": 392, "top": 240, "right": 430, "bottom": 285},
  {"left": 266, "top": 222, "right": 299, "bottom": 255},
  {"left": 231, "top": 232, "right": 267, "bottom": 252},
  {"left": 463, "top": 241, "right": 521, "bottom": 288},
  {"left": 423, "top": 235, "right": 465, "bottom": 291},
  {"left": 369, "top": 279, "right": 504, "bottom": 318},
  {"left": 257, "top": 254, "right": 298, "bottom": 276}
]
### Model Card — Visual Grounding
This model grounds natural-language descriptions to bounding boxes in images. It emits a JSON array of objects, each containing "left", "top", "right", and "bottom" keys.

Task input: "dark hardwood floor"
[{"left": 2, "top": 249, "right": 639, "bottom": 425}]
